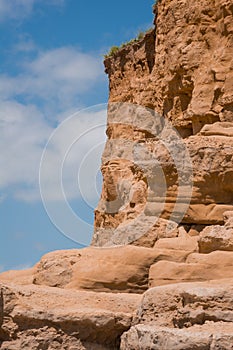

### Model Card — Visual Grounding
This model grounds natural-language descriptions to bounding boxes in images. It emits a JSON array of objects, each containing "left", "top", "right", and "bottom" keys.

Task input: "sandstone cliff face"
[
  {"left": 105, "top": 0, "right": 233, "bottom": 130},
  {"left": 93, "top": 0, "right": 233, "bottom": 244},
  {"left": 1, "top": 0, "right": 233, "bottom": 349}
]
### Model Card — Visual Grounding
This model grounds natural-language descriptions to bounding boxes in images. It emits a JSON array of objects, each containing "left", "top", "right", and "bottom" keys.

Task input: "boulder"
[
  {"left": 33, "top": 246, "right": 192, "bottom": 294},
  {"left": 120, "top": 280, "right": 233, "bottom": 349},
  {"left": 149, "top": 251, "right": 233, "bottom": 287},
  {"left": 198, "top": 211, "right": 233, "bottom": 253},
  {"left": 120, "top": 323, "right": 233, "bottom": 350},
  {"left": 0, "top": 282, "right": 141, "bottom": 349}
]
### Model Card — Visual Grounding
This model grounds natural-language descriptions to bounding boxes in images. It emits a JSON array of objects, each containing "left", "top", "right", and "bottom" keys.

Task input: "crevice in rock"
[{"left": 145, "top": 29, "right": 156, "bottom": 74}]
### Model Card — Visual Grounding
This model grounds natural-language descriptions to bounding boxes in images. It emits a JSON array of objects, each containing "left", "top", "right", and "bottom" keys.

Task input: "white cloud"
[
  {"left": 0, "top": 46, "right": 103, "bottom": 110},
  {"left": 0, "top": 41, "right": 105, "bottom": 202},
  {"left": 0, "top": 100, "right": 52, "bottom": 189},
  {"left": 25, "top": 47, "right": 103, "bottom": 107},
  {"left": 0, "top": 0, "right": 34, "bottom": 22},
  {"left": 14, "top": 38, "right": 37, "bottom": 53},
  {"left": 39, "top": 108, "right": 107, "bottom": 202},
  {"left": 0, "top": 194, "right": 6, "bottom": 203},
  {"left": 0, "top": 0, "right": 64, "bottom": 22},
  {"left": 0, "top": 100, "right": 107, "bottom": 202}
]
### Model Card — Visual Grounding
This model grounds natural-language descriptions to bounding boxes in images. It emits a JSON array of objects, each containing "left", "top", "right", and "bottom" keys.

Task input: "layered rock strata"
[
  {"left": 93, "top": 0, "right": 233, "bottom": 245},
  {"left": 1, "top": 0, "right": 233, "bottom": 349}
]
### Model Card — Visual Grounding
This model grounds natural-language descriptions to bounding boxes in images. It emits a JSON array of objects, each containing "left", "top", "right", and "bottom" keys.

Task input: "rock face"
[
  {"left": 121, "top": 279, "right": 233, "bottom": 350},
  {"left": 33, "top": 246, "right": 185, "bottom": 294},
  {"left": 1, "top": 0, "right": 233, "bottom": 349},
  {"left": 0, "top": 282, "right": 141, "bottom": 349},
  {"left": 198, "top": 211, "right": 233, "bottom": 253},
  {"left": 93, "top": 0, "right": 233, "bottom": 244},
  {"left": 105, "top": 0, "right": 233, "bottom": 128}
]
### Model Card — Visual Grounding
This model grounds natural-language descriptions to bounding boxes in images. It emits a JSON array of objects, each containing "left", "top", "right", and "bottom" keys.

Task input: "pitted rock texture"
[
  {"left": 120, "top": 323, "right": 233, "bottom": 350},
  {"left": 105, "top": 0, "right": 233, "bottom": 130},
  {"left": 198, "top": 210, "right": 233, "bottom": 253},
  {"left": 1, "top": 0, "right": 233, "bottom": 349},
  {"left": 0, "top": 283, "right": 141, "bottom": 349},
  {"left": 1, "top": 245, "right": 196, "bottom": 294},
  {"left": 120, "top": 279, "right": 233, "bottom": 350},
  {"left": 148, "top": 214, "right": 233, "bottom": 287},
  {"left": 93, "top": 0, "right": 233, "bottom": 244}
]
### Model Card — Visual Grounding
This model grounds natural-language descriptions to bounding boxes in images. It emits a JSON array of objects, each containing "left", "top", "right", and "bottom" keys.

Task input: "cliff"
[
  {"left": 0, "top": 0, "right": 233, "bottom": 349},
  {"left": 93, "top": 0, "right": 233, "bottom": 247}
]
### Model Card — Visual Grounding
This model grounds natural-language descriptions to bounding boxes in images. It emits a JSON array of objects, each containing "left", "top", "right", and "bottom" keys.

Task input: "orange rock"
[
  {"left": 149, "top": 251, "right": 233, "bottom": 287},
  {"left": 32, "top": 246, "right": 192, "bottom": 294}
]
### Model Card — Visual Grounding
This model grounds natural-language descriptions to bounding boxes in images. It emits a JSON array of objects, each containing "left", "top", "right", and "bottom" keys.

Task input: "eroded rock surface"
[
  {"left": 198, "top": 211, "right": 233, "bottom": 253},
  {"left": 1, "top": 0, "right": 233, "bottom": 348},
  {"left": 0, "top": 283, "right": 141, "bottom": 349},
  {"left": 121, "top": 279, "right": 233, "bottom": 349},
  {"left": 30, "top": 245, "right": 196, "bottom": 293},
  {"left": 94, "top": 0, "right": 233, "bottom": 243}
]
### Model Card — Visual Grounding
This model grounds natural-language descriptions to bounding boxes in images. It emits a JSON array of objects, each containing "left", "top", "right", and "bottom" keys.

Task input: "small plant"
[
  {"left": 137, "top": 31, "right": 144, "bottom": 40},
  {"left": 104, "top": 28, "right": 153, "bottom": 58},
  {"left": 104, "top": 45, "right": 120, "bottom": 58},
  {"left": 120, "top": 38, "right": 137, "bottom": 48}
]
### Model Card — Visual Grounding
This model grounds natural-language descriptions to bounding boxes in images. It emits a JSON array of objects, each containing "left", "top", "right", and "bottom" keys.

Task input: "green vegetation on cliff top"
[{"left": 104, "top": 30, "right": 147, "bottom": 59}]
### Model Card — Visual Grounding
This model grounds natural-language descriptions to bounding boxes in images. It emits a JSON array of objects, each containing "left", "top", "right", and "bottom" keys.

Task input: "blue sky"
[{"left": 0, "top": 0, "right": 155, "bottom": 272}]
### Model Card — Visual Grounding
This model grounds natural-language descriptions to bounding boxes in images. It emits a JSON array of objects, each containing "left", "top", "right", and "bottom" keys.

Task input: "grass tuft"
[{"left": 104, "top": 29, "right": 152, "bottom": 58}]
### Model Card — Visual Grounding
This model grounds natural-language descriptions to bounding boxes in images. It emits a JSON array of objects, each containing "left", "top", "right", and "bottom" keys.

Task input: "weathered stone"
[
  {"left": 0, "top": 267, "right": 37, "bottom": 286},
  {"left": 198, "top": 221, "right": 233, "bottom": 253},
  {"left": 200, "top": 122, "right": 233, "bottom": 137},
  {"left": 149, "top": 251, "right": 233, "bottom": 287},
  {"left": 94, "top": 0, "right": 233, "bottom": 245},
  {"left": 1, "top": 0, "right": 233, "bottom": 348},
  {"left": 92, "top": 215, "right": 180, "bottom": 248},
  {"left": 153, "top": 228, "right": 198, "bottom": 252},
  {"left": 120, "top": 323, "right": 233, "bottom": 350},
  {"left": 121, "top": 280, "right": 233, "bottom": 349},
  {"left": 0, "top": 283, "right": 141, "bottom": 349},
  {"left": 33, "top": 246, "right": 192, "bottom": 294}
]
